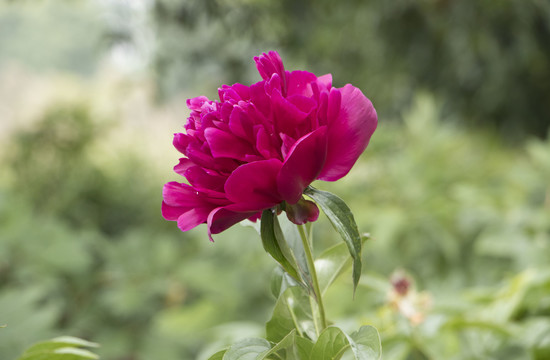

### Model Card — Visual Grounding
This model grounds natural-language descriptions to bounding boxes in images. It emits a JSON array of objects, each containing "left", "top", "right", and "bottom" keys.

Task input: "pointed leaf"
[
  {"left": 17, "top": 336, "right": 100, "bottom": 360},
  {"left": 266, "top": 286, "right": 315, "bottom": 342},
  {"left": 22, "top": 337, "right": 99, "bottom": 354},
  {"left": 223, "top": 338, "right": 271, "bottom": 360},
  {"left": 259, "top": 330, "right": 297, "bottom": 359},
  {"left": 309, "top": 326, "right": 381, "bottom": 360},
  {"left": 261, "top": 210, "right": 301, "bottom": 282},
  {"left": 349, "top": 326, "right": 382, "bottom": 360},
  {"left": 208, "top": 349, "right": 227, "bottom": 360},
  {"left": 316, "top": 236, "right": 368, "bottom": 295},
  {"left": 304, "top": 186, "right": 363, "bottom": 293},
  {"left": 277, "top": 214, "right": 314, "bottom": 291},
  {"left": 271, "top": 266, "right": 301, "bottom": 298},
  {"left": 18, "top": 348, "right": 99, "bottom": 360},
  {"left": 309, "top": 327, "right": 349, "bottom": 360},
  {"left": 295, "top": 336, "right": 315, "bottom": 360}
]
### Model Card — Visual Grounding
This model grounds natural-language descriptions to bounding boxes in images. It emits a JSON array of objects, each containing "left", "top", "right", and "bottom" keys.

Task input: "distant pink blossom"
[{"left": 162, "top": 51, "right": 377, "bottom": 240}]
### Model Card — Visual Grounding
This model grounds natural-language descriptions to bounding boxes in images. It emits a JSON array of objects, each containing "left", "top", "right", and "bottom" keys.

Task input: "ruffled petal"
[
  {"left": 207, "top": 207, "right": 257, "bottom": 241},
  {"left": 177, "top": 207, "right": 212, "bottom": 232},
  {"left": 277, "top": 126, "right": 328, "bottom": 204},
  {"left": 162, "top": 182, "right": 199, "bottom": 208},
  {"left": 225, "top": 159, "right": 283, "bottom": 208},
  {"left": 161, "top": 201, "right": 187, "bottom": 221},
  {"left": 318, "top": 85, "right": 377, "bottom": 181},
  {"left": 286, "top": 70, "right": 317, "bottom": 97},
  {"left": 173, "top": 158, "right": 194, "bottom": 176},
  {"left": 254, "top": 51, "right": 286, "bottom": 83},
  {"left": 184, "top": 165, "right": 226, "bottom": 193},
  {"left": 204, "top": 127, "right": 255, "bottom": 161}
]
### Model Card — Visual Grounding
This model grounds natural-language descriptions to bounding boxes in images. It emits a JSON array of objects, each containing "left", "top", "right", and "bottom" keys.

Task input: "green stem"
[{"left": 297, "top": 224, "right": 327, "bottom": 331}]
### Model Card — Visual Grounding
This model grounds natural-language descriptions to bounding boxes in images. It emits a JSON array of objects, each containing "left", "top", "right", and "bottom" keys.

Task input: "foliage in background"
[
  {"left": 1, "top": 93, "right": 549, "bottom": 359},
  {"left": 152, "top": 0, "right": 550, "bottom": 138},
  {"left": 0, "top": 1, "right": 104, "bottom": 76},
  {"left": 1, "top": 1, "right": 549, "bottom": 359}
]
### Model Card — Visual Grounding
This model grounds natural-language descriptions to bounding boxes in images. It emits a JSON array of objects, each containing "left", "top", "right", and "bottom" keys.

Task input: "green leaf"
[
  {"left": 266, "top": 286, "right": 315, "bottom": 342},
  {"left": 17, "top": 336, "right": 100, "bottom": 360},
  {"left": 208, "top": 350, "right": 227, "bottom": 360},
  {"left": 309, "top": 327, "right": 349, "bottom": 360},
  {"left": 277, "top": 213, "right": 314, "bottom": 291},
  {"left": 261, "top": 210, "right": 301, "bottom": 282},
  {"left": 315, "top": 236, "right": 369, "bottom": 295},
  {"left": 309, "top": 326, "right": 381, "bottom": 360},
  {"left": 22, "top": 337, "right": 99, "bottom": 353},
  {"left": 259, "top": 330, "right": 297, "bottom": 359},
  {"left": 295, "top": 336, "right": 315, "bottom": 359},
  {"left": 222, "top": 338, "right": 271, "bottom": 360},
  {"left": 349, "top": 326, "right": 382, "bottom": 360},
  {"left": 304, "top": 186, "right": 363, "bottom": 294},
  {"left": 271, "top": 266, "right": 300, "bottom": 298}
]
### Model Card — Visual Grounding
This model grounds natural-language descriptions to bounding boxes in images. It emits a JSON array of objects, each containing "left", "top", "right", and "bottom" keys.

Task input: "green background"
[{"left": 1, "top": 1, "right": 549, "bottom": 359}]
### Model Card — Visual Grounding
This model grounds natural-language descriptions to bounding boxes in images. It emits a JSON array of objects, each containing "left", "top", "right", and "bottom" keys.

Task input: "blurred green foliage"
[
  {"left": 1, "top": 1, "right": 550, "bottom": 359},
  {"left": 152, "top": 0, "right": 550, "bottom": 138},
  {"left": 0, "top": 102, "right": 274, "bottom": 360},
  {"left": 1, "top": 95, "right": 549, "bottom": 359},
  {"left": 0, "top": 1, "right": 104, "bottom": 75}
]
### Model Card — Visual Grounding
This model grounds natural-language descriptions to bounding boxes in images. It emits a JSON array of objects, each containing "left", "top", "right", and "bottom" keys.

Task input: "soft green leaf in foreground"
[
  {"left": 259, "top": 330, "right": 297, "bottom": 359},
  {"left": 310, "top": 326, "right": 381, "bottom": 360},
  {"left": 316, "top": 235, "right": 369, "bottom": 295},
  {"left": 222, "top": 338, "right": 271, "bottom": 360},
  {"left": 17, "top": 336, "right": 100, "bottom": 360},
  {"left": 271, "top": 266, "right": 301, "bottom": 298},
  {"left": 261, "top": 210, "right": 302, "bottom": 283},
  {"left": 309, "top": 326, "right": 349, "bottom": 360},
  {"left": 208, "top": 349, "right": 227, "bottom": 360},
  {"left": 266, "top": 286, "right": 315, "bottom": 342},
  {"left": 295, "top": 335, "right": 315, "bottom": 359},
  {"left": 304, "top": 186, "right": 363, "bottom": 293}
]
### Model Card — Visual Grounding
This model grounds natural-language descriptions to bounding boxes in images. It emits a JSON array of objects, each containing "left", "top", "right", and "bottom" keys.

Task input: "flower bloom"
[{"left": 162, "top": 51, "right": 377, "bottom": 240}]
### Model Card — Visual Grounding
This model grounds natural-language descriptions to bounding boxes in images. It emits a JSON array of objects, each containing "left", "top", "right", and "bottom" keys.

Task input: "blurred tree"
[
  {"left": 5, "top": 103, "right": 163, "bottom": 236},
  {"left": 0, "top": 1, "right": 105, "bottom": 76},
  {"left": 151, "top": 0, "right": 550, "bottom": 138}
]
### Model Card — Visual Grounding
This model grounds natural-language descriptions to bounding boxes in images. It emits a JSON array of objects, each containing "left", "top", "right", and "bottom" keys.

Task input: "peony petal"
[
  {"left": 271, "top": 90, "right": 312, "bottom": 136},
  {"left": 218, "top": 83, "right": 250, "bottom": 102},
  {"left": 277, "top": 126, "right": 328, "bottom": 204},
  {"left": 225, "top": 159, "right": 283, "bottom": 207},
  {"left": 162, "top": 182, "right": 199, "bottom": 208},
  {"left": 162, "top": 181, "right": 229, "bottom": 209},
  {"left": 184, "top": 165, "right": 226, "bottom": 192},
  {"left": 161, "top": 201, "right": 186, "bottom": 221},
  {"left": 207, "top": 207, "right": 257, "bottom": 241},
  {"left": 204, "top": 128, "right": 255, "bottom": 161},
  {"left": 254, "top": 51, "right": 286, "bottom": 83},
  {"left": 186, "top": 141, "right": 239, "bottom": 174},
  {"left": 255, "top": 126, "right": 281, "bottom": 160},
  {"left": 249, "top": 81, "right": 271, "bottom": 117},
  {"left": 186, "top": 96, "right": 210, "bottom": 111},
  {"left": 228, "top": 106, "right": 255, "bottom": 140},
  {"left": 317, "top": 74, "right": 332, "bottom": 90},
  {"left": 177, "top": 207, "right": 212, "bottom": 232},
  {"left": 173, "top": 133, "right": 192, "bottom": 155},
  {"left": 174, "top": 158, "right": 194, "bottom": 176},
  {"left": 318, "top": 85, "right": 377, "bottom": 181},
  {"left": 286, "top": 70, "right": 317, "bottom": 97}
]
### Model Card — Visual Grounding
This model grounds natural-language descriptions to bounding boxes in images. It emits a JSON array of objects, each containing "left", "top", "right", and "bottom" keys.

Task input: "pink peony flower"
[{"left": 162, "top": 51, "right": 377, "bottom": 240}]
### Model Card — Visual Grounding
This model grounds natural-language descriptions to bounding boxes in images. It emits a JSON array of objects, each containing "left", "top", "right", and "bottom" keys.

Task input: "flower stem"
[{"left": 297, "top": 224, "right": 327, "bottom": 331}]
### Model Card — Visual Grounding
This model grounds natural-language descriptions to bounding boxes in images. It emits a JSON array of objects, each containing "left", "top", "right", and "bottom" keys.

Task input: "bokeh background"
[{"left": 1, "top": 1, "right": 550, "bottom": 359}]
